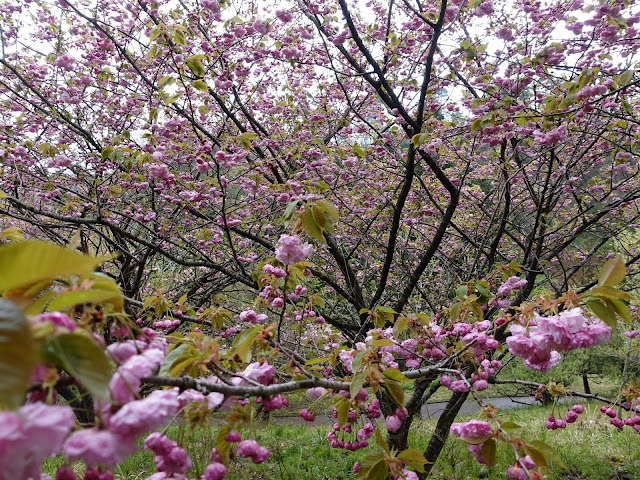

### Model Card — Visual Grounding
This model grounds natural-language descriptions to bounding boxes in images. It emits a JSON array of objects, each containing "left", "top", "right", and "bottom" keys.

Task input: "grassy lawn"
[{"left": 42, "top": 400, "right": 640, "bottom": 479}]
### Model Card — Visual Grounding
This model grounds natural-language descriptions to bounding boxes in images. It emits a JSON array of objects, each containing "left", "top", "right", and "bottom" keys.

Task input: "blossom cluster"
[{"left": 506, "top": 308, "right": 611, "bottom": 371}]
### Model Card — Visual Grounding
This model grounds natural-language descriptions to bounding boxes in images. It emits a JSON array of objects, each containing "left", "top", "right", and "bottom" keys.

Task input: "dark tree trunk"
[
  {"left": 582, "top": 373, "right": 591, "bottom": 394},
  {"left": 387, "top": 377, "right": 439, "bottom": 452},
  {"left": 57, "top": 384, "right": 95, "bottom": 424},
  {"left": 420, "top": 391, "right": 469, "bottom": 479}
]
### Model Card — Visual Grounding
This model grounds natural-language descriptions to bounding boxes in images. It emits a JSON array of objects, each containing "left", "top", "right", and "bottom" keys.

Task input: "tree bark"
[
  {"left": 420, "top": 391, "right": 469, "bottom": 479},
  {"left": 582, "top": 373, "right": 591, "bottom": 394}
]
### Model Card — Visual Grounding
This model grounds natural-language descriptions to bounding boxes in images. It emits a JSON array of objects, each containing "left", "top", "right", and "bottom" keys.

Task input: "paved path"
[
  {"left": 420, "top": 396, "right": 539, "bottom": 420},
  {"left": 263, "top": 396, "right": 542, "bottom": 425}
]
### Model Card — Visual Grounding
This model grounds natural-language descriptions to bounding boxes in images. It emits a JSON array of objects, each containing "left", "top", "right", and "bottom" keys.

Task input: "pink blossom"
[
  {"left": 496, "top": 27, "right": 515, "bottom": 41},
  {"left": 506, "top": 463, "right": 528, "bottom": 480},
  {"left": 237, "top": 439, "right": 270, "bottom": 464},
  {"left": 0, "top": 403, "right": 75, "bottom": 479},
  {"left": 63, "top": 429, "right": 136, "bottom": 467},
  {"left": 110, "top": 349, "right": 165, "bottom": 403},
  {"left": 108, "top": 388, "right": 180, "bottom": 436},
  {"left": 32, "top": 312, "right": 76, "bottom": 331},
  {"left": 496, "top": 277, "right": 527, "bottom": 297},
  {"left": 473, "top": 379, "right": 489, "bottom": 391},
  {"left": 240, "top": 362, "right": 275, "bottom": 385},
  {"left": 299, "top": 408, "right": 315, "bottom": 422},
  {"left": 201, "top": 0, "right": 220, "bottom": 13},
  {"left": 450, "top": 420, "right": 492, "bottom": 443},
  {"left": 204, "top": 462, "right": 227, "bottom": 480},
  {"left": 307, "top": 387, "right": 328, "bottom": 399},
  {"left": 239, "top": 310, "right": 268, "bottom": 324},
  {"left": 155, "top": 446, "right": 192, "bottom": 474},
  {"left": 54, "top": 54, "right": 75, "bottom": 70},
  {"left": 274, "top": 235, "right": 313, "bottom": 265},
  {"left": 533, "top": 125, "right": 568, "bottom": 147},
  {"left": 225, "top": 430, "right": 241, "bottom": 442},
  {"left": 144, "top": 433, "right": 176, "bottom": 456}
]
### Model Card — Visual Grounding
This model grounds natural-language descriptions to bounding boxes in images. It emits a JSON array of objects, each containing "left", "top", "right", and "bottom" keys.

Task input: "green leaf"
[
  {"left": 383, "top": 368, "right": 411, "bottom": 382},
  {"left": 455, "top": 285, "right": 468, "bottom": 301},
  {"left": 500, "top": 421, "right": 522, "bottom": 433},
  {"left": 216, "top": 425, "right": 232, "bottom": 466},
  {"left": 475, "top": 282, "right": 489, "bottom": 298},
  {"left": 198, "top": 105, "right": 210, "bottom": 115},
  {"left": 374, "top": 429, "right": 390, "bottom": 453},
  {"left": 618, "top": 69, "right": 634, "bottom": 86},
  {"left": 241, "top": 131, "right": 258, "bottom": 141},
  {"left": 185, "top": 57, "right": 206, "bottom": 77},
  {"left": 385, "top": 379, "right": 405, "bottom": 406},
  {"left": 0, "top": 300, "right": 36, "bottom": 409},
  {"left": 311, "top": 205, "right": 330, "bottom": 231},
  {"left": 192, "top": 80, "right": 209, "bottom": 92},
  {"left": 304, "top": 357, "right": 326, "bottom": 366},
  {"left": 471, "top": 117, "right": 483, "bottom": 133},
  {"left": 372, "top": 338, "right": 394, "bottom": 347},
  {"left": 607, "top": 298, "right": 631, "bottom": 323},
  {"left": 232, "top": 326, "right": 261, "bottom": 363},
  {"left": 598, "top": 256, "right": 626, "bottom": 287},
  {"left": 559, "top": 93, "right": 577, "bottom": 109},
  {"left": 356, "top": 452, "right": 388, "bottom": 480},
  {"left": 0, "top": 241, "right": 110, "bottom": 293},
  {"left": 481, "top": 438, "right": 497, "bottom": 467},
  {"left": 48, "top": 289, "right": 118, "bottom": 312},
  {"left": 316, "top": 199, "right": 339, "bottom": 221},
  {"left": 0, "top": 190, "right": 9, "bottom": 198},
  {"left": 282, "top": 200, "right": 299, "bottom": 221},
  {"left": 336, "top": 397, "right": 349, "bottom": 427},
  {"left": 524, "top": 444, "right": 548, "bottom": 469},
  {"left": 351, "top": 350, "right": 365, "bottom": 374},
  {"left": 528, "top": 440, "right": 566, "bottom": 469},
  {"left": 164, "top": 92, "right": 182, "bottom": 105},
  {"left": 158, "top": 76, "right": 175, "bottom": 88},
  {"left": 397, "top": 448, "right": 428, "bottom": 472},
  {"left": 350, "top": 372, "right": 366, "bottom": 398},
  {"left": 159, "top": 344, "right": 190, "bottom": 376},
  {"left": 173, "top": 29, "right": 187, "bottom": 46},
  {"left": 24, "top": 289, "right": 58, "bottom": 315},
  {"left": 393, "top": 316, "right": 408, "bottom": 336},
  {"left": 301, "top": 207, "right": 326, "bottom": 244},
  {"left": 590, "top": 286, "right": 631, "bottom": 300},
  {"left": 352, "top": 144, "right": 366, "bottom": 158},
  {"left": 449, "top": 302, "right": 461, "bottom": 320},
  {"left": 47, "top": 273, "right": 123, "bottom": 313},
  {"left": 367, "top": 460, "right": 390, "bottom": 480},
  {"left": 587, "top": 299, "right": 617, "bottom": 328},
  {"left": 42, "top": 333, "right": 113, "bottom": 401},
  {"left": 1, "top": 227, "right": 24, "bottom": 241}
]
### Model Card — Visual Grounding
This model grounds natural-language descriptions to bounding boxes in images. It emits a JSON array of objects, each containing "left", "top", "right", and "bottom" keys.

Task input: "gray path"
[{"left": 265, "top": 396, "right": 542, "bottom": 425}]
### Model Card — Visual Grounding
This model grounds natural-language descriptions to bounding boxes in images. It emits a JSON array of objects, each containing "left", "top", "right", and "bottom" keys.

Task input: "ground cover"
[{"left": 42, "top": 400, "right": 640, "bottom": 480}]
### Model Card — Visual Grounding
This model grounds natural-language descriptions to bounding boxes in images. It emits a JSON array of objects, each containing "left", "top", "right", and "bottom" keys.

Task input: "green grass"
[
  {"left": 42, "top": 401, "right": 640, "bottom": 479},
  {"left": 417, "top": 402, "right": 640, "bottom": 480}
]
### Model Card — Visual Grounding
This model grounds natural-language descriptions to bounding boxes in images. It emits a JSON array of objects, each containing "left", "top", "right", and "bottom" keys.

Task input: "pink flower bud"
[
  {"left": 299, "top": 408, "right": 316, "bottom": 422},
  {"left": 386, "top": 415, "right": 402, "bottom": 432},
  {"left": 572, "top": 404, "right": 585, "bottom": 414},
  {"left": 225, "top": 431, "right": 241, "bottom": 443},
  {"left": 204, "top": 462, "right": 227, "bottom": 480},
  {"left": 611, "top": 418, "right": 624, "bottom": 428},
  {"left": 565, "top": 410, "right": 578, "bottom": 423}
]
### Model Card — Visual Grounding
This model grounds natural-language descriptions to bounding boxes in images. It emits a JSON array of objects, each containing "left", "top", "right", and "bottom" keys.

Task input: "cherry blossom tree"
[{"left": 1, "top": 0, "right": 640, "bottom": 478}]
